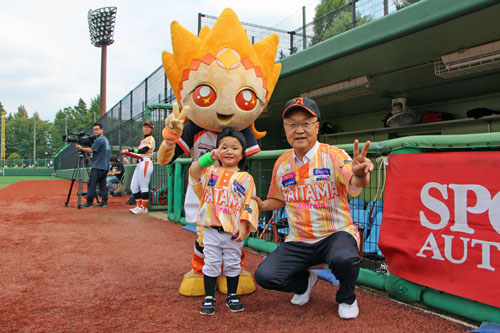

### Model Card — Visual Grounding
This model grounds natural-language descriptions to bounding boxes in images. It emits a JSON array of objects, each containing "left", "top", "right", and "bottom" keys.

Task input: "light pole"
[{"left": 88, "top": 6, "right": 117, "bottom": 118}]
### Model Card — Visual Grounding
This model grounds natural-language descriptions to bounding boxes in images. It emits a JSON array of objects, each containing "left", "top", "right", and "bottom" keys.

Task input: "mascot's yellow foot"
[
  {"left": 179, "top": 269, "right": 213, "bottom": 296},
  {"left": 218, "top": 270, "right": 256, "bottom": 295}
]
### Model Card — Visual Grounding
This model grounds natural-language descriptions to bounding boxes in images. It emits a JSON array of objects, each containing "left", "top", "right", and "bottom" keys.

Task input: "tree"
[
  {"left": 15, "top": 105, "right": 29, "bottom": 118},
  {"left": 89, "top": 95, "right": 100, "bottom": 124},
  {"left": 4, "top": 98, "right": 97, "bottom": 161},
  {"left": 7, "top": 152, "right": 21, "bottom": 160},
  {"left": 5, "top": 113, "right": 33, "bottom": 159},
  {"left": 311, "top": 0, "right": 372, "bottom": 46},
  {"left": 32, "top": 114, "right": 54, "bottom": 160},
  {"left": 50, "top": 97, "right": 98, "bottom": 155},
  {"left": 393, "top": 0, "right": 420, "bottom": 10},
  {"left": 279, "top": 46, "right": 298, "bottom": 60}
]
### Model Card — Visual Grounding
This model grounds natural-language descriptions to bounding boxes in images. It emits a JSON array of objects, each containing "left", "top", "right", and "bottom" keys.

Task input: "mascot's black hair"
[{"left": 216, "top": 127, "right": 248, "bottom": 171}]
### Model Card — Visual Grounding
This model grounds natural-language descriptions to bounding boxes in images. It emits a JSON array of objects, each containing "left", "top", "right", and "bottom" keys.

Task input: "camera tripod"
[{"left": 64, "top": 151, "right": 99, "bottom": 208}]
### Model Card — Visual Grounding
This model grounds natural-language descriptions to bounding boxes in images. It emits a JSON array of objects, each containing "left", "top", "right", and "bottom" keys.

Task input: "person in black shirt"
[{"left": 107, "top": 155, "right": 125, "bottom": 196}]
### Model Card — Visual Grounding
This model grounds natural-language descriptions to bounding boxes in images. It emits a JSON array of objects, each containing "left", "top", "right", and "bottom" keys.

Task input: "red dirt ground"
[{"left": 0, "top": 180, "right": 474, "bottom": 332}]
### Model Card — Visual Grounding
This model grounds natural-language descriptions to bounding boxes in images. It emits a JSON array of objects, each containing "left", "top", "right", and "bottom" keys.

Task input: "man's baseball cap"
[
  {"left": 143, "top": 120, "right": 154, "bottom": 129},
  {"left": 282, "top": 97, "right": 320, "bottom": 120}
]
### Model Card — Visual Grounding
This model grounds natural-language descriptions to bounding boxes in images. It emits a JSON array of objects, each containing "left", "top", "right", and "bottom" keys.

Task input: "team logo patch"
[
  {"left": 282, "top": 172, "right": 297, "bottom": 188},
  {"left": 313, "top": 168, "right": 330, "bottom": 176},
  {"left": 313, "top": 168, "right": 331, "bottom": 181},
  {"left": 208, "top": 174, "right": 218, "bottom": 186},
  {"left": 198, "top": 143, "right": 215, "bottom": 150},
  {"left": 340, "top": 159, "right": 352, "bottom": 168},
  {"left": 232, "top": 180, "right": 246, "bottom": 196},
  {"left": 243, "top": 204, "right": 252, "bottom": 213}
]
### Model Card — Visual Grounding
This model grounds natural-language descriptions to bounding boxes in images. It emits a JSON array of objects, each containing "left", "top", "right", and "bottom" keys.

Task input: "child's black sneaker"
[
  {"left": 226, "top": 294, "right": 244, "bottom": 312},
  {"left": 200, "top": 296, "right": 215, "bottom": 315}
]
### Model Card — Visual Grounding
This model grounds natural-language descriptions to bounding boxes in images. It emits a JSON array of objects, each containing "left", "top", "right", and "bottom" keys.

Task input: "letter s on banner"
[{"left": 420, "top": 182, "right": 449, "bottom": 230}]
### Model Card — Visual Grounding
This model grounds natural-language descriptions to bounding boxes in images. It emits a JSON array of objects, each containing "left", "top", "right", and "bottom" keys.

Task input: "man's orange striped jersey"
[{"left": 267, "top": 143, "right": 361, "bottom": 245}]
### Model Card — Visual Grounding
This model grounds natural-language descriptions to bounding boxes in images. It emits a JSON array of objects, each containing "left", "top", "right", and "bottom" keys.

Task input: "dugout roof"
[{"left": 260, "top": 0, "right": 500, "bottom": 123}]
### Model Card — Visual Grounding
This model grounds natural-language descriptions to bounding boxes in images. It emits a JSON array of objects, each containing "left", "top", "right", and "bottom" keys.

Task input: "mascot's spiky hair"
[{"left": 162, "top": 8, "right": 281, "bottom": 109}]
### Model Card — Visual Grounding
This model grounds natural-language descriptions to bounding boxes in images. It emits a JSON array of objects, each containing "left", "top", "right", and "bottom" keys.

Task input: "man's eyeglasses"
[{"left": 284, "top": 120, "right": 318, "bottom": 130}]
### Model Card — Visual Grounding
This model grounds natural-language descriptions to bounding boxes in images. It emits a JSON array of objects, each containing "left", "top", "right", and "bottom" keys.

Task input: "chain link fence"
[
  {"left": 200, "top": 0, "right": 396, "bottom": 57},
  {"left": 2, "top": 158, "right": 54, "bottom": 169},
  {"left": 54, "top": 0, "right": 405, "bottom": 208},
  {"left": 55, "top": 0, "right": 401, "bottom": 171}
]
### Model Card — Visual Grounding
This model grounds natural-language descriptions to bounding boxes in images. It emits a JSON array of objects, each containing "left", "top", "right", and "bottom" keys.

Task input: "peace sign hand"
[
  {"left": 351, "top": 139, "right": 374, "bottom": 178},
  {"left": 205, "top": 146, "right": 229, "bottom": 164},
  {"left": 162, "top": 103, "right": 189, "bottom": 143},
  {"left": 165, "top": 103, "right": 189, "bottom": 133}
]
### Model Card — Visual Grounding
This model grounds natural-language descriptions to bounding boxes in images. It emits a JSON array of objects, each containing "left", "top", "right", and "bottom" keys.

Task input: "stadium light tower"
[{"left": 88, "top": 6, "right": 117, "bottom": 118}]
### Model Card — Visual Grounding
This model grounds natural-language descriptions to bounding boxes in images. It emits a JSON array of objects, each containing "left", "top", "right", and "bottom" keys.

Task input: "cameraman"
[{"left": 76, "top": 123, "right": 110, "bottom": 208}]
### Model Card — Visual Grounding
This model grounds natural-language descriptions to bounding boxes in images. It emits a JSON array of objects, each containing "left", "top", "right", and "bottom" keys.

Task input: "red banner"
[{"left": 379, "top": 151, "right": 500, "bottom": 308}]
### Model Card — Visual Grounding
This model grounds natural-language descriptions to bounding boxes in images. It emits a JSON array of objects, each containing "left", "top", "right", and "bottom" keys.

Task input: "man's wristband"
[{"left": 199, "top": 152, "right": 215, "bottom": 168}]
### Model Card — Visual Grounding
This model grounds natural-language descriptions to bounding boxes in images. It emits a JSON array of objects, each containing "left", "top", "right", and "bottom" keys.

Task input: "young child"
[{"left": 189, "top": 127, "right": 258, "bottom": 315}]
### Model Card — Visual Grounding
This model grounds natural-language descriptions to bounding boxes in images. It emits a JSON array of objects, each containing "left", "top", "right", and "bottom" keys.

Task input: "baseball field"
[{"left": 0, "top": 179, "right": 475, "bottom": 331}]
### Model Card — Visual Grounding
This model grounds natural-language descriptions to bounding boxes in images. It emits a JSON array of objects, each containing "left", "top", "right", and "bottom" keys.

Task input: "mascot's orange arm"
[{"left": 157, "top": 140, "right": 176, "bottom": 165}]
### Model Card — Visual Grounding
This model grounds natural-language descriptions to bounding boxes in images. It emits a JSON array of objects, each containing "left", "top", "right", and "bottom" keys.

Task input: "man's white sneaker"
[
  {"left": 290, "top": 270, "right": 318, "bottom": 305},
  {"left": 129, "top": 206, "right": 140, "bottom": 214},
  {"left": 338, "top": 299, "right": 359, "bottom": 319}
]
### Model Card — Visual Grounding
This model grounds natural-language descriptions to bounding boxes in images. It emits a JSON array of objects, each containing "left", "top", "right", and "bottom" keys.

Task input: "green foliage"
[
  {"left": 311, "top": 0, "right": 372, "bottom": 46},
  {"left": 3, "top": 96, "right": 99, "bottom": 160},
  {"left": 89, "top": 95, "right": 100, "bottom": 123},
  {"left": 15, "top": 105, "right": 29, "bottom": 118},
  {"left": 279, "top": 46, "right": 298, "bottom": 59},
  {"left": 5, "top": 115, "right": 33, "bottom": 160},
  {"left": 394, "top": 0, "right": 420, "bottom": 10},
  {"left": 7, "top": 152, "right": 21, "bottom": 160}
]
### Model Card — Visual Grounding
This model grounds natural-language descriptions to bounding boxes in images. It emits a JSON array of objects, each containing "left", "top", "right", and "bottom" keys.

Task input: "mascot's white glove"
[{"left": 162, "top": 103, "right": 189, "bottom": 144}]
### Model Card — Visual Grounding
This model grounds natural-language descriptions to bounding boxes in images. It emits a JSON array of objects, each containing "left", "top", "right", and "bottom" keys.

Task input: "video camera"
[{"left": 63, "top": 132, "right": 96, "bottom": 147}]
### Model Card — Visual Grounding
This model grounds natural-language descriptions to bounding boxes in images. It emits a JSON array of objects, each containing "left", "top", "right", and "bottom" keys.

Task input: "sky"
[{"left": 0, "top": 0, "right": 321, "bottom": 122}]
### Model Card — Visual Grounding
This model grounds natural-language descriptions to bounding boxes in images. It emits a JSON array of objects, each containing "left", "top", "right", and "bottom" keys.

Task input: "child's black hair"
[{"left": 216, "top": 127, "right": 248, "bottom": 171}]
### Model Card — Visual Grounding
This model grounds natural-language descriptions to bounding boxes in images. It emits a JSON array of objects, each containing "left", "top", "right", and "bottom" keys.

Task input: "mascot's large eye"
[
  {"left": 192, "top": 84, "right": 216, "bottom": 107},
  {"left": 235, "top": 88, "right": 257, "bottom": 111}
]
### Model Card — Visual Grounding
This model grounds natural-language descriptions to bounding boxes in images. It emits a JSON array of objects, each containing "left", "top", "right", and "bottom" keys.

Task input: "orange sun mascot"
[{"left": 157, "top": 8, "right": 281, "bottom": 296}]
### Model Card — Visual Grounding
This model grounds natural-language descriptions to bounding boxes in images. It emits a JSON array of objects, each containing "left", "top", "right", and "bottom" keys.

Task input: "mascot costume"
[{"left": 157, "top": 8, "right": 281, "bottom": 296}]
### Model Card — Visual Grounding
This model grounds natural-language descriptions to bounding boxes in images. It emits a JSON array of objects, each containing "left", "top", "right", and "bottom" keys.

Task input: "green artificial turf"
[{"left": 0, "top": 176, "right": 65, "bottom": 189}]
